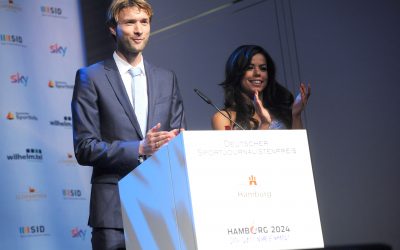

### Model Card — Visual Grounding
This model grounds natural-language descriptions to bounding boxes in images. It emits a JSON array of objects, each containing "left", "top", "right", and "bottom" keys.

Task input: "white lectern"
[{"left": 119, "top": 130, "right": 324, "bottom": 250}]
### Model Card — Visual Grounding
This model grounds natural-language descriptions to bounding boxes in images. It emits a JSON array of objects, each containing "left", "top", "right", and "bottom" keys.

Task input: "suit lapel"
[
  {"left": 104, "top": 58, "right": 144, "bottom": 139},
  {"left": 145, "top": 60, "right": 156, "bottom": 132}
]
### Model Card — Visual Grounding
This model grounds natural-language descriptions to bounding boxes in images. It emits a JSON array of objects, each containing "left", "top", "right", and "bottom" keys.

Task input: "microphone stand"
[{"left": 194, "top": 88, "right": 245, "bottom": 130}]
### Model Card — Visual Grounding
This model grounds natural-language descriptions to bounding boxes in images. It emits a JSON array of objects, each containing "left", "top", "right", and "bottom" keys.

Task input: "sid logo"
[
  {"left": 19, "top": 225, "right": 45, "bottom": 235},
  {"left": 40, "top": 6, "right": 62, "bottom": 15},
  {"left": 50, "top": 43, "right": 67, "bottom": 56}
]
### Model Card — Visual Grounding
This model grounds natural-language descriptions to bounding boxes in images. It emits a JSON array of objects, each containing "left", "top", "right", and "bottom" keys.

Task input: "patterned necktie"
[{"left": 129, "top": 67, "right": 148, "bottom": 137}]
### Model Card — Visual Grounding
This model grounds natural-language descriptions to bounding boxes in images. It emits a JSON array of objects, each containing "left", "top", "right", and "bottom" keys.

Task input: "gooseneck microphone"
[{"left": 193, "top": 88, "right": 245, "bottom": 130}]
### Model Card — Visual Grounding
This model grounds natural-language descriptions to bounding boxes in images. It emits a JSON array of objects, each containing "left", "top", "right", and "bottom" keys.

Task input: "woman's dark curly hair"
[{"left": 220, "top": 45, "right": 294, "bottom": 129}]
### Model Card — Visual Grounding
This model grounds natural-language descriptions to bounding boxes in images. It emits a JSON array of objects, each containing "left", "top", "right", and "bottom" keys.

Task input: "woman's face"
[{"left": 240, "top": 53, "right": 268, "bottom": 96}]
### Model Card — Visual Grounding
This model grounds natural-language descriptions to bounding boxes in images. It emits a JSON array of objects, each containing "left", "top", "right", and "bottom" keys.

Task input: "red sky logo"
[
  {"left": 48, "top": 80, "right": 55, "bottom": 88},
  {"left": 10, "top": 72, "right": 28, "bottom": 86},
  {"left": 249, "top": 175, "right": 257, "bottom": 186},
  {"left": 6, "top": 112, "right": 15, "bottom": 120},
  {"left": 50, "top": 43, "right": 67, "bottom": 56},
  {"left": 29, "top": 187, "right": 36, "bottom": 193},
  {"left": 71, "top": 227, "right": 87, "bottom": 240}
]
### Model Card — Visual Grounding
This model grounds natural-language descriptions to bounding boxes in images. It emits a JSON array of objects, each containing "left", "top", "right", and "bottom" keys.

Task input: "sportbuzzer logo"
[
  {"left": 19, "top": 225, "right": 49, "bottom": 237},
  {"left": 6, "top": 112, "right": 38, "bottom": 121},
  {"left": 59, "top": 152, "right": 78, "bottom": 165},
  {"left": 48, "top": 80, "right": 73, "bottom": 89},
  {"left": 16, "top": 186, "right": 47, "bottom": 201},
  {"left": 10, "top": 72, "right": 28, "bottom": 86},
  {"left": 50, "top": 43, "right": 67, "bottom": 57},
  {"left": 40, "top": 5, "right": 67, "bottom": 18},
  {"left": 71, "top": 227, "right": 87, "bottom": 240}
]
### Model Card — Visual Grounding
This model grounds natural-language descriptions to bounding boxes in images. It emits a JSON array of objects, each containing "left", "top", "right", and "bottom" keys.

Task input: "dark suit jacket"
[{"left": 71, "top": 58, "right": 185, "bottom": 228}]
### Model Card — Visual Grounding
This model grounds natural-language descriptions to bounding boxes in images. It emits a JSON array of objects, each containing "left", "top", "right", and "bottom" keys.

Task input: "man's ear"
[{"left": 109, "top": 26, "right": 116, "bottom": 36}]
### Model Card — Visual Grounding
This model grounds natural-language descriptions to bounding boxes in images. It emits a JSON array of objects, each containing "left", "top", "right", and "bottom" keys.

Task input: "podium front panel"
[{"left": 119, "top": 130, "right": 324, "bottom": 250}]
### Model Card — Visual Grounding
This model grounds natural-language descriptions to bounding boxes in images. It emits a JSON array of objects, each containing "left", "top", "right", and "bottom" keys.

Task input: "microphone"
[{"left": 193, "top": 88, "right": 245, "bottom": 130}]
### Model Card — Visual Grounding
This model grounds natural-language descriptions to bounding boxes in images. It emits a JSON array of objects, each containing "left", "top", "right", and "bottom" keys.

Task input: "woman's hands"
[
  {"left": 253, "top": 91, "right": 272, "bottom": 129},
  {"left": 292, "top": 83, "right": 311, "bottom": 118},
  {"left": 292, "top": 83, "right": 311, "bottom": 129}
]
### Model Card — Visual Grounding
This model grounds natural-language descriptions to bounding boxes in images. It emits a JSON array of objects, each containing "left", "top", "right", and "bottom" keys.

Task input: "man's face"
[{"left": 111, "top": 6, "right": 150, "bottom": 55}]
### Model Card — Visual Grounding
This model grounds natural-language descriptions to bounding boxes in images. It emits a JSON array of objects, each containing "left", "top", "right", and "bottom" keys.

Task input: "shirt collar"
[{"left": 113, "top": 51, "right": 145, "bottom": 75}]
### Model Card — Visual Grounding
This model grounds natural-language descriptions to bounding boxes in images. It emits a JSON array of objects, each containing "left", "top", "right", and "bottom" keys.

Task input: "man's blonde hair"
[{"left": 106, "top": 0, "right": 153, "bottom": 28}]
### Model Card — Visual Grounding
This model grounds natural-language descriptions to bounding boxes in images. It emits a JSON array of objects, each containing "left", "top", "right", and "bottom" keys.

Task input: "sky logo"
[
  {"left": 10, "top": 73, "right": 28, "bottom": 86},
  {"left": 50, "top": 43, "right": 67, "bottom": 57},
  {"left": 71, "top": 227, "right": 87, "bottom": 240}
]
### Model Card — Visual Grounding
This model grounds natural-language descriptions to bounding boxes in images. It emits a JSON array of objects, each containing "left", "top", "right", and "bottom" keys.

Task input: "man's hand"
[{"left": 139, "top": 123, "right": 179, "bottom": 156}]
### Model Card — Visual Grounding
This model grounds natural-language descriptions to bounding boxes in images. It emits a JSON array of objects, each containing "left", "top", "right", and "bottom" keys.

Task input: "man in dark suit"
[{"left": 71, "top": 0, "right": 185, "bottom": 249}]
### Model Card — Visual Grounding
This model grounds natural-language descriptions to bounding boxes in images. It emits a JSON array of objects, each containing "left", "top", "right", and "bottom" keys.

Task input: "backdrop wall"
[{"left": 0, "top": 1, "right": 91, "bottom": 249}]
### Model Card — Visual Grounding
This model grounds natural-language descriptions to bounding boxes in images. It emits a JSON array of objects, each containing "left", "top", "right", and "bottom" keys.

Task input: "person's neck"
[{"left": 116, "top": 50, "right": 142, "bottom": 67}]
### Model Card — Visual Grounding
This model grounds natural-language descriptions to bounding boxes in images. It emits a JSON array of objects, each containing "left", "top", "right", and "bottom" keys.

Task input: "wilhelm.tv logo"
[
  {"left": 49, "top": 116, "right": 72, "bottom": 128},
  {"left": 6, "top": 148, "right": 43, "bottom": 161}
]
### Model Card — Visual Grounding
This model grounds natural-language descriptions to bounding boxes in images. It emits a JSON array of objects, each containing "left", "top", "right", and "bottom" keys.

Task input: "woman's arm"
[{"left": 212, "top": 111, "right": 233, "bottom": 130}]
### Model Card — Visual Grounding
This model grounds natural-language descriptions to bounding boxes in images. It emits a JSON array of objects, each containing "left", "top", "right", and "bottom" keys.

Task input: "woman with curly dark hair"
[{"left": 212, "top": 45, "right": 310, "bottom": 130}]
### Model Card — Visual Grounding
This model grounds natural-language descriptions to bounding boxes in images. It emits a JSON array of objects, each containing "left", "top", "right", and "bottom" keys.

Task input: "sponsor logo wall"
[{"left": 0, "top": 1, "right": 91, "bottom": 249}]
